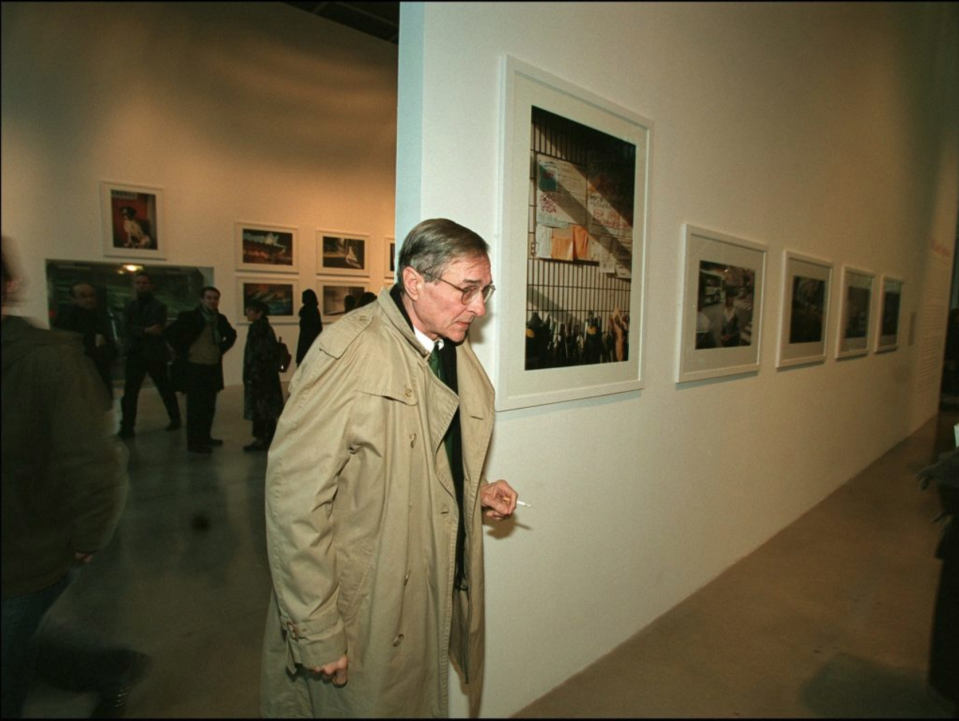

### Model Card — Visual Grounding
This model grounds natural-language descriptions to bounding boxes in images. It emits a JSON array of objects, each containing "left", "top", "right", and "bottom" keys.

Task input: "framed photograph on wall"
[
  {"left": 317, "top": 231, "right": 369, "bottom": 276},
  {"left": 678, "top": 224, "right": 766, "bottom": 383},
  {"left": 236, "top": 275, "right": 298, "bottom": 324},
  {"left": 836, "top": 266, "right": 875, "bottom": 359},
  {"left": 100, "top": 181, "right": 165, "bottom": 259},
  {"left": 777, "top": 251, "right": 832, "bottom": 368},
  {"left": 235, "top": 222, "right": 298, "bottom": 273},
  {"left": 876, "top": 275, "right": 903, "bottom": 353},
  {"left": 385, "top": 237, "right": 396, "bottom": 280},
  {"left": 318, "top": 278, "right": 370, "bottom": 324},
  {"left": 496, "top": 56, "right": 651, "bottom": 410}
]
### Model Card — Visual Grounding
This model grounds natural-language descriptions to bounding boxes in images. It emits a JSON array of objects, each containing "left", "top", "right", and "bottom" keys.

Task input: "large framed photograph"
[
  {"left": 777, "top": 251, "right": 832, "bottom": 368},
  {"left": 876, "top": 275, "right": 903, "bottom": 353},
  {"left": 496, "top": 57, "right": 650, "bottom": 410},
  {"left": 678, "top": 224, "right": 766, "bottom": 383},
  {"left": 100, "top": 181, "right": 165, "bottom": 259},
  {"left": 317, "top": 231, "right": 369, "bottom": 276},
  {"left": 236, "top": 275, "right": 298, "bottom": 324},
  {"left": 317, "top": 278, "right": 371, "bottom": 324},
  {"left": 836, "top": 266, "right": 875, "bottom": 358},
  {"left": 235, "top": 222, "right": 298, "bottom": 273}
]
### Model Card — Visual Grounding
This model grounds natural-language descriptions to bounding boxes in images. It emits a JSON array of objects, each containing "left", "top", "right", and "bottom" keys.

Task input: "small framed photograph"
[
  {"left": 385, "top": 237, "right": 396, "bottom": 279},
  {"left": 235, "top": 222, "right": 298, "bottom": 273},
  {"left": 876, "top": 275, "right": 904, "bottom": 353},
  {"left": 678, "top": 224, "right": 766, "bottom": 383},
  {"left": 317, "top": 278, "right": 370, "bottom": 324},
  {"left": 317, "top": 231, "right": 369, "bottom": 276},
  {"left": 836, "top": 266, "right": 875, "bottom": 358},
  {"left": 777, "top": 251, "right": 833, "bottom": 368},
  {"left": 236, "top": 275, "right": 299, "bottom": 324},
  {"left": 100, "top": 181, "right": 165, "bottom": 259}
]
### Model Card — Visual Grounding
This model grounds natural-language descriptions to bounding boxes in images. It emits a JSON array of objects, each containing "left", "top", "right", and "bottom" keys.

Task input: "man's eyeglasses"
[{"left": 433, "top": 276, "right": 496, "bottom": 305}]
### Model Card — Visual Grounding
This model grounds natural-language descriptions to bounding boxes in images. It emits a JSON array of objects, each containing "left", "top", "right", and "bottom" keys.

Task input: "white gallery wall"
[
  {"left": 396, "top": 2, "right": 959, "bottom": 717},
  {"left": 1, "top": 1, "right": 398, "bottom": 387}
]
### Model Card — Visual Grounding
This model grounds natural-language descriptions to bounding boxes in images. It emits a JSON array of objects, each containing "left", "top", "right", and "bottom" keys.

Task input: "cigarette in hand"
[{"left": 515, "top": 499, "right": 532, "bottom": 508}]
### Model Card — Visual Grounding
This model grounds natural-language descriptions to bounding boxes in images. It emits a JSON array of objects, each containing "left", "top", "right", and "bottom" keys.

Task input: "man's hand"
[
  {"left": 310, "top": 654, "right": 348, "bottom": 687},
  {"left": 75, "top": 552, "right": 95, "bottom": 564},
  {"left": 145, "top": 324, "right": 164, "bottom": 336},
  {"left": 480, "top": 479, "right": 518, "bottom": 520}
]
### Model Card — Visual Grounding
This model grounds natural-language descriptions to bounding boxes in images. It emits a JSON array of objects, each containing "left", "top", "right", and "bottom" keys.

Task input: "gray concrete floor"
[{"left": 22, "top": 386, "right": 958, "bottom": 718}]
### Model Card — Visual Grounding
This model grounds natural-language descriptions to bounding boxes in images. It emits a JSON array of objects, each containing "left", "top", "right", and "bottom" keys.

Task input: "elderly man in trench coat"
[{"left": 262, "top": 218, "right": 519, "bottom": 718}]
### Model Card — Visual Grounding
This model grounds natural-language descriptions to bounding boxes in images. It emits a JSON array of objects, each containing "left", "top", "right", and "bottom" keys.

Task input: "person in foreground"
[
  {"left": 1, "top": 240, "right": 150, "bottom": 718},
  {"left": 261, "top": 218, "right": 519, "bottom": 718}
]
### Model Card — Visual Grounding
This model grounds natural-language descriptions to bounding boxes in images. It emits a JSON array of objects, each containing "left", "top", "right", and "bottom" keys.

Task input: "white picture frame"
[
  {"left": 317, "top": 278, "right": 371, "bottom": 324},
  {"left": 234, "top": 222, "right": 298, "bottom": 273},
  {"left": 678, "top": 224, "right": 766, "bottom": 383},
  {"left": 777, "top": 251, "right": 833, "bottom": 368},
  {"left": 316, "top": 230, "right": 370, "bottom": 277},
  {"left": 496, "top": 56, "right": 651, "bottom": 410},
  {"left": 100, "top": 181, "right": 166, "bottom": 259},
  {"left": 236, "top": 275, "right": 299, "bottom": 324},
  {"left": 385, "top": 237, "right": 396, "bottom": 280},
  {"left": 836, "top": 266, "right": 875, "bottom": 359}
]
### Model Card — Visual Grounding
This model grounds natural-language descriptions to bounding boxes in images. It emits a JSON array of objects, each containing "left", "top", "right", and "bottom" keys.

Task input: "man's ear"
[{"left": 402, "top": 266, "right": 423, "bottom": 301}]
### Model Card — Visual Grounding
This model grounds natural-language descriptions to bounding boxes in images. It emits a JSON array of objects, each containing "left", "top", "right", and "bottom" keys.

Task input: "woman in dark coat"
[
  {"left": 242, "top": 300, "right": 284, "bottom": 452},
  {"left": 296, "top": 289, "right": 322, "bottom": 366}
]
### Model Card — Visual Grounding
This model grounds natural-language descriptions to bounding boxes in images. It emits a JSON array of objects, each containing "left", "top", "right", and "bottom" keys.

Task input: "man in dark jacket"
[
  {"left": 54, "top": 281, "right": 118, "bottom": 398},
  {"left": 118, "top": 272, "right": 181, "bottom": 438},
  {"left": 165, "top": 286, "right": 237, "bottom": 453},
  {"left": 1, "top": 241, "right": 150, "bottom": 718}
]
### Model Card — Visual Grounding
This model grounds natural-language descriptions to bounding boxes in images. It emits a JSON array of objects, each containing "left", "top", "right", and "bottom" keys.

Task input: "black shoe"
[
  {"left": 207, "top": 438, "right": 224, "bottom": 447},
  {"left": 166, "top": 419, "right": 182, "bottom": 431},
  {"left": 117, "top": 428, "right": 135, "bottom": 439},
  {"left": 188, "top": 445, "right": 212, "bottom": 454},
  {"left": 91, "top": 651, "right": 152, "bottom": 718},
  {"left": 243, "top": 440, "right": 269, "bottom": 452}
]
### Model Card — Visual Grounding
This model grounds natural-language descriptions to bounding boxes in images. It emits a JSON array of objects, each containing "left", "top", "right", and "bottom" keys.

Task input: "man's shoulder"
[{"left": 317, "top": 307, "right": 381, "bottom": 359}]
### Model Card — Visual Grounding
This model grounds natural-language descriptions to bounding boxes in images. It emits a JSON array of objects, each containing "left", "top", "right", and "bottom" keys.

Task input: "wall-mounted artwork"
[
  {"left": 777, "top": 251, "right": 832, "bottom": 368},
  {"left": 318, "top": 279, "right": 371, "bottom": 324},
  {"left": 385, "top": 237, "right": 396, "bottom": 280},
  {"left": 317, "top": 231, "right": 369, "bottom": 276},
  {"left": 496, "top": 57, "right": 650, "bottom": 410},
  {"left": 101, "top": 181, "right": 165, "bottom": 259},
  {"left": 678, "top": 224, "right": 766, "bottom": 383},
  {"left": 876, "top": 275, "right": 903, "bottom": 353},
  {"left": 235, "top": 222, "right": 298, "bottom": 273},
  {"left": 836, "top": 266, "right": 875, "bottom": 359},
  {"left": 236, "top": 276, "right": 298, "bottom": 324}
]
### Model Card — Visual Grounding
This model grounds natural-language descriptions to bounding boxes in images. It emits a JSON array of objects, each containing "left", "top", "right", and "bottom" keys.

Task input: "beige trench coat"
[{"left": 261, "top": 290, "right": 494, "bottom": 718}]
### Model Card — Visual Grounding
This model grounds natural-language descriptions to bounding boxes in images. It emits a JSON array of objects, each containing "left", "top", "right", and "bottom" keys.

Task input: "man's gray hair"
[{"left": 396, "top": 219, "right": 489, "bottom": 293}]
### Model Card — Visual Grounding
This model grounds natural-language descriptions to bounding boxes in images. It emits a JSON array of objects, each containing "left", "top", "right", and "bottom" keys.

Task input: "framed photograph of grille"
[
  {"left": 836, "top": 266, "right": 875, "bottom": 359},
  {"left": 876, "top": 275, "right": 903, "bottom": 353},
  {"left": 496, "top": 57, "right": 650, "bottom": 410},
  {"left": 777, "top": 251, "right": 832, "bottom": 368}
]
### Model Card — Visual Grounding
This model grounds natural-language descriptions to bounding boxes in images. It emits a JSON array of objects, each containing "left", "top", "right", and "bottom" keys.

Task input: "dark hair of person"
[
  {"left": 200, "top": 286, "right": 220, "bottom": 298},
  {"left": 69, "top": 281, "right": 94, "bottom": 297},
  {"left": 302, "top": 288, "right": 318, "bottom": 306},
  {"left": 246, "top": 299, "right": 269, "bottom": 316},
  {"left": 357, "top": 291, "right": 377, "bottom": 307},
  {"left": 134, "top": 271, "right": 152, "bottom": 283},
  {"left": 395, "top": 218, "right": 489, "bottom": 294}
]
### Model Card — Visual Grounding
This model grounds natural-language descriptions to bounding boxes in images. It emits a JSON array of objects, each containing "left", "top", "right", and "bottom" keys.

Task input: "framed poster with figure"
[
  {"left": 235, "top": 222, "right": 298, "bottom": 273},
  {"left": 777, "top": 251, "right": 832, "bottom": 368},
  {"left": 836, "top": 266, "right": 875, "bottom": 358},
  {"left": 678, "top": 224, "right": 766, "bottom": 383},
  {"left": 876, "top": 275, "right": 903, "bottom": 353},
  {"left": 101, "top": 181, "right": 165, "bottom": 259},
  {"left": 496, "top": 57, "right": 651, "bottom": 410}
]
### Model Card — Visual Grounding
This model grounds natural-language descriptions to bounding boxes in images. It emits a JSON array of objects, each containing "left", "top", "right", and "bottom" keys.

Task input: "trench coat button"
[
  {"left": 404, "top": 570, "right": 411, "bottom": 585},
  {"left": 286, "top": 622, "right": 298, "bottom": 640},
  {"left": 393, "top": 634, "right": 404, "bottom": 646},
  {"left": 404, "top": 387, "right": 413, "bottom": 398},
  {"left": 409, "top": 433, "right": 416, "bottom": 447}
]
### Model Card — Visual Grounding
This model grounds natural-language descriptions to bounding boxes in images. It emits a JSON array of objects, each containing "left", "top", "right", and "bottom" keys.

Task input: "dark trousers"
[
  {"left": 252, "top": 418, "right": 277, "bottom": 442},
  {"left": 1, "top": 569, "right": 136, "bottom": 718},
  {"left": 120, "top": 354, "right": 180, "bottom": 431},
  {"left": 186, "top": 363, "right": 219, "bottom": 448}
]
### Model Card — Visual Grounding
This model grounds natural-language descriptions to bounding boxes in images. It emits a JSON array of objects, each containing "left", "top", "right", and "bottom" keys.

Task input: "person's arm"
[
  {"left": 218, "top": 315, "right": 238, "bottom": 354},
  {"left": 44, "top": 338, "right": 129, "bottom": 555},
  {"left": 264, "top": 344, "right": 359, "bottom": 675}
]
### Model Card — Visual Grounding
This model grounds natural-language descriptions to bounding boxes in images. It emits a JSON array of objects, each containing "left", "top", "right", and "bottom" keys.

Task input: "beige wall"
[
  {"left": 1, "top": 1, "right": 398, "bottom": 386},
  {"left": 396, "top": 2, "right": 959, "bottom": 716}
]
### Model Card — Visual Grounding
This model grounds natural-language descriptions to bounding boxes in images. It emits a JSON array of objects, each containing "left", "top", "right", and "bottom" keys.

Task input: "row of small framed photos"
[
  {"left": 99, "top": 180, "right": 397, "bottom": 278},
  {"left": 236, "top": 276, "right": 393, "bottom": 326},
  {"left": 678, "top": 224, "right": 904, "bottom": 383}
]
